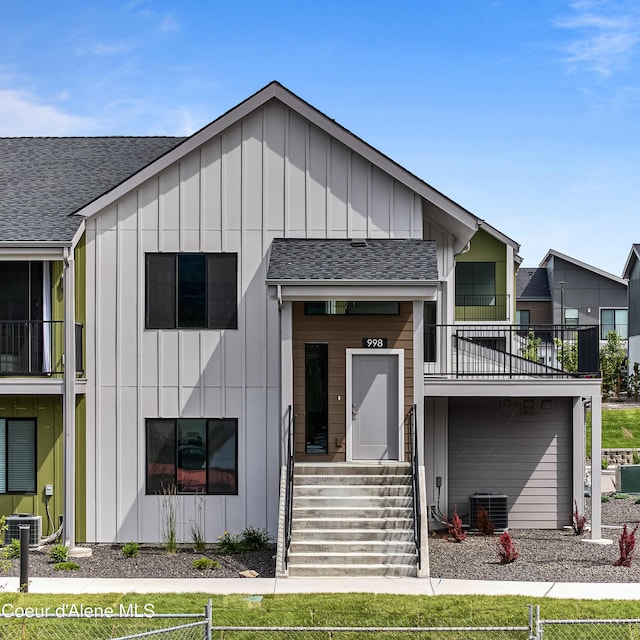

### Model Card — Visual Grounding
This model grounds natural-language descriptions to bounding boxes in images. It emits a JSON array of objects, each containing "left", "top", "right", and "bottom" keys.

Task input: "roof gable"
[
  {"left": 75, "top": 82, "right": 514, "bottom": 252},
  {"left": 623, "top": 244, "right": 640, "bottom": 279},
  {"left": 540, "top": 249, "right": 627, "bottom": 287}
]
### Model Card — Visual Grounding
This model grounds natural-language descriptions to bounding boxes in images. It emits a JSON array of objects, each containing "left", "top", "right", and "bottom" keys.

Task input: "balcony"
[
  {"left": 0, "top": 321, "right": 84, "bottom": 376},
  {"left": 455, "top": 294, "right": 510, "bottom": 321},
  {"left": 424, "top": 324, "right": 600, "bottom": 379}
]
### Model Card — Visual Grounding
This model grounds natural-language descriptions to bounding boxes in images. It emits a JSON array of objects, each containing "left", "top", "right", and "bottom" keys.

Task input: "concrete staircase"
[{"left": 287, "top": 463, "right": 417, "bottom": 577}]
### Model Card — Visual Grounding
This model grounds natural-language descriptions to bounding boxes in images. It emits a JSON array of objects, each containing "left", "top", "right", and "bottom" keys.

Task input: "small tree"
[
  {"left": 446, "top": 507, "right": 467, "bottom": 542},
  {"left": 614, "top": 524, "right": 639, "bottom": 567},
  {"left": 600, "top": 331, "right": 627, "bottom": 399},
  {"left": 553, "top": 337, "right": 578, "bottom": 372},
  {"left": 521, "top": 331, "right": 541, "bottom": 363},
  {"left": 628, "top": 362, "right": 640, "bottom": 402}
]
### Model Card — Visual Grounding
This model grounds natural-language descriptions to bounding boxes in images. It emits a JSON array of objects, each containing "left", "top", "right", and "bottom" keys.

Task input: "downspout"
[{"left": 62, "top": 246, "right": 76, "bottom": 549}]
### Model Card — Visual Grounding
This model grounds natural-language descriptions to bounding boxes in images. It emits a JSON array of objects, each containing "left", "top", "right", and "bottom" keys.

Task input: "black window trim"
[
  {"left": 0, "top": 417, "right": 37, "bottom": 495},
  {"left": 145, "top": 252, "right": 238, "bottom": 330},
  {"left": 145, "top": 417, "right": 239, "bottom": 496}
]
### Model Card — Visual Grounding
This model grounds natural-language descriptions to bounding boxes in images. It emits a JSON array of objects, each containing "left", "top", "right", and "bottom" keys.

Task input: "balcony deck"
[{"left": 424, "top": 324, "right": 600, "bottom": 380}]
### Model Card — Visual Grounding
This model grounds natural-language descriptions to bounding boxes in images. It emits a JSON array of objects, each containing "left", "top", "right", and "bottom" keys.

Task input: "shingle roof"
[
  {"left": 0, "top": 136, "right": 185, "bottom": 242},
  {"left": 266, "top": 238, "right": 438, "bottom": 282},
  {"left": 516, "top": 267, "right": 551, "bottom": 299}
]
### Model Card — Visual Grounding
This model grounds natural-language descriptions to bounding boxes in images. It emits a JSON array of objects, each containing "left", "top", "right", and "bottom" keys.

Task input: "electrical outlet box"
[
  {"left": 435, "top": 476, "right": 442, "bottom": 488},
  {"left": 45, "top": 484, "right": 53, "bottom": 496}
]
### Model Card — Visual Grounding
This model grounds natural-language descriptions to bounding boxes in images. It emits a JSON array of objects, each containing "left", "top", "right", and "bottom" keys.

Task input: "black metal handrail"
[
  {"left": 283, "top": 405, "right": 295, "bottom": 569},
  {"left": 425, "top": 323, "right": 600, "bottom": 378},
  {"left": 408, "top": 404, "right": 421, "bottom": 569}
]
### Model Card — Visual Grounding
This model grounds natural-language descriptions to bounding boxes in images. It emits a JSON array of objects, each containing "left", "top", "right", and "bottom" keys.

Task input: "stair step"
[
  {"left": 293, "top": 517, "right": 413, "bottom": 530},
  {"left": 293, "top": 496, "right": 414, "bottom": 508},
  {"left": 288, "top": 551, "right": 416, "bottom": 566},
  {"left": 293, "top": 506, "right": 413, "bottom": 519},
  {"left": 290, "top": 540, "right": 416, "bottom": 554},
  {"left": 287, "top": 563, "right": 417, "bottom": 578},
  {"left": 295, "top": 463, "right": 411, "bottom": 476},
  {"left": 290, "top": 528, "right": 415, "bottom": 542},
  {"left": 294, "top": 484, "right": 412, "bottom": 497},
  {"left": 294, "top": 474, "right": 411, "bottom": 486}
]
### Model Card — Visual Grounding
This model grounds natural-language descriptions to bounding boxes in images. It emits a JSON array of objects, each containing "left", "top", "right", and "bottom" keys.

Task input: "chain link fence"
[
  {"left": 532, "top": 605, "right": 640, "bottom": 640},
  {"left": 0, "top": 603, "right": 211, "bottom": 640},
  {"left": 1, "top": 602, "right": 640, "bottom": 639}
]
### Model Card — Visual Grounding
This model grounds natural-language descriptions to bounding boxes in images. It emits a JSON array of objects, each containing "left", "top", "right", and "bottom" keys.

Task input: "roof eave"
[
  {"left": 622, "top": 245, "right": 640, "bottom": 279},
  {"left": 540, "top": 248, "right": 628, "bottom": 286}
]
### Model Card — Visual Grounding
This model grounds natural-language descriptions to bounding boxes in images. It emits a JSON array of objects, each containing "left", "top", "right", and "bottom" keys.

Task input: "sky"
[{"left": 1, "top": 0, "right": 638, "bottom": 276}]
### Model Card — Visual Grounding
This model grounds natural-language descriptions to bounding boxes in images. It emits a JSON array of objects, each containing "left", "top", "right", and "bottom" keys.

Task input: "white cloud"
[
  {"left": 0, "top": 89, "right": 98, "bottom": 136},
  {"left": 554, "top": 1, "right": 640, "bottom": 77},
  {"left": 76, "top": 41, "right": 133, "bottom": 57}
]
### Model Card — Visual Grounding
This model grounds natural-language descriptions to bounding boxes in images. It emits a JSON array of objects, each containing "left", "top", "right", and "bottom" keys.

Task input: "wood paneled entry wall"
[{"left": 292, "top": 301, "right": 414, "bottom": 462}]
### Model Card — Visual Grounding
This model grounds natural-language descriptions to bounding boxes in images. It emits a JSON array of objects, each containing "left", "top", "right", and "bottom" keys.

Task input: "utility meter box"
[{"left": 615, "top": 465, "right": 640, "bottom": 493}]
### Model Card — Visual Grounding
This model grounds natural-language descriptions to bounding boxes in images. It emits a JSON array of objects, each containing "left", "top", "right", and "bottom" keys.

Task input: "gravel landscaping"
[
  {"left": 429, "top": 495, "right": 640, "bottom": 583},
  {"left": 7, "top": 496, "right": 640, "bottom": 582},
  {"left": 7, "top": 545, "right": 276, "bottom": 579}
]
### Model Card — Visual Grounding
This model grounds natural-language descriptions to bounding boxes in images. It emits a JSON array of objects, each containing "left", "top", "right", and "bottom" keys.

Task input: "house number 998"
[{"left": 363, "top": 338, "right": 387, "bottom": 348}]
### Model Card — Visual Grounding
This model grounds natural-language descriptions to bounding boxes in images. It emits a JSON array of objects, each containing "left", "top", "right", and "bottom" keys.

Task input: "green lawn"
[
  {"left": 0, "top": 593, "right": 639, "bottom": 633},
  {"left": 587, "top": 408, "right": 640, "bottom": 451}
]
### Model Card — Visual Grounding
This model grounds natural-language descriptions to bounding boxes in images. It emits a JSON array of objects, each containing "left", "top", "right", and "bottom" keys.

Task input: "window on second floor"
[
  {"left": 601, "top": 308, "right": 628, "bottom": 340},
  {"left": 564, "top": 308, "right": 579, "bottom": 326},
  {"left": 516, "top": 310, "right": 530, "bottom": 326},
  {"left": 455, "top": 262, "right": 496, "bottom": 306},
  {"left": 145, "top": 253, "right": 237, "bottom": 330}
]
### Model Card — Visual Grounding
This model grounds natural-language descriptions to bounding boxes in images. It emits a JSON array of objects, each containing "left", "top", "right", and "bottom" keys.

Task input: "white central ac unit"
[{"left": 4, "top": 514, "right": 42, "bottom": 547}]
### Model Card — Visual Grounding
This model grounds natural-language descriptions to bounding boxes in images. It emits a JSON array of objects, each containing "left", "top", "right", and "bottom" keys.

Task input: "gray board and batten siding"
[
  {"left": 83, "top": 98, "right": 424, "bottom": 542},
  {"left": 448, "top": 397, "right": 572, "bottom": 529}
]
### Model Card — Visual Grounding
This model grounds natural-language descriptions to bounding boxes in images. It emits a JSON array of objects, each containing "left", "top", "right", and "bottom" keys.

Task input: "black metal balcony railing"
[
  {"left": 0, "top": 321, "right": 84, "bottom": 376},
  {"left": 454, "top": 294, "right": 509, "bottom": 321},
  {"left": 424, "top": 324, "right": 600, "bottom": 379}
]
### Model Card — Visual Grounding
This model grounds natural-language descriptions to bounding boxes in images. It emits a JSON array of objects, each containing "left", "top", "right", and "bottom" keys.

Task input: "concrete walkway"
[{"left": 0, "top": 575, "right": 634, "bottom": 599}]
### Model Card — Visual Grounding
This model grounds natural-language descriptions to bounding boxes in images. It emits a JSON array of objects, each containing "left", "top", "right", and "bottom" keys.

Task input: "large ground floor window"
[
  {"left": 0, "top": 418, "right": 36, "bottom": 494},
  {"left": 146, "top": 418, "right": 238, "bottom": 495}
]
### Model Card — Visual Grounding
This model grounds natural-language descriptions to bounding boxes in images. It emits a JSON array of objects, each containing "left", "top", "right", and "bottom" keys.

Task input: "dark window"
[
  {"left": 0, "top": 419, "right": 36, "bottom": 494},
  {"left": 145, "top": 254, "right": 237, "bottom": 329},
  {"left": 304, "top": 301, "right": 399, "bottom": 315},
  {"left": 305, "top": 344, "right": 328, "bottom": 454},
  {"left": 601, "top": 309, "right": 628, "bottom": 340},
  {"left": 146, "top": 418, "right": 238, "bottom": 495},
  {"left": 455, "top": 262, "right": 496, "bottom": 306},
  {"left": 516, "top": 310, "right": 530, "bottom": 326},
  {"left": 424, "top": 301, "right": 437, "bottom": 362}
]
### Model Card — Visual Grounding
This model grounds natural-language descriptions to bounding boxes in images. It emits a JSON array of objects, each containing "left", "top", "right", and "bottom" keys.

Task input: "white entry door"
[{"left": 348, "top": 350, "right": 403, "bottom": 461}]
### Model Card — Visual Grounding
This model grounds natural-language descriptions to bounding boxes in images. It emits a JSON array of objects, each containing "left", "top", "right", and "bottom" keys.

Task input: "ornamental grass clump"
[
  {"left": 614, "top": 524, "right": 639, "bottom": 567},
  {"left": 446, "top": 507, "right": 466, "bottom": 542},
  {"left": 571, "top": 500, "right": 587, "bottom": 535},
  {"left": 497, "top": 531, "right": 519, "bottom": 564}
]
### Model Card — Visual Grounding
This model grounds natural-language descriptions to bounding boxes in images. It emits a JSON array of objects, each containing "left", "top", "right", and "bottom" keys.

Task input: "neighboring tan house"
[
  {"left": 516, "top": 267, "right": 552, "bottom": 327},
  {"left": 0, "top": 82, "right": 604, "bottom": 578}
]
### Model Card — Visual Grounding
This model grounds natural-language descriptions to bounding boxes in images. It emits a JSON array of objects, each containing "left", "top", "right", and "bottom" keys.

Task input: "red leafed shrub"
[
  {"left": 571, "top": 500, "right": 587, "bottom": 535},
  {"left": 446, "top": 506, "right": 467, "bottom": 542},
  {"left": 476, "top": 505, "right": 495, "bottom": 536},
  {"left": 497, "top": 530, "right": 519, "bottom": 564},
  {"left": 614, "top": 524, "right": 639, "bottom": 567}
]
